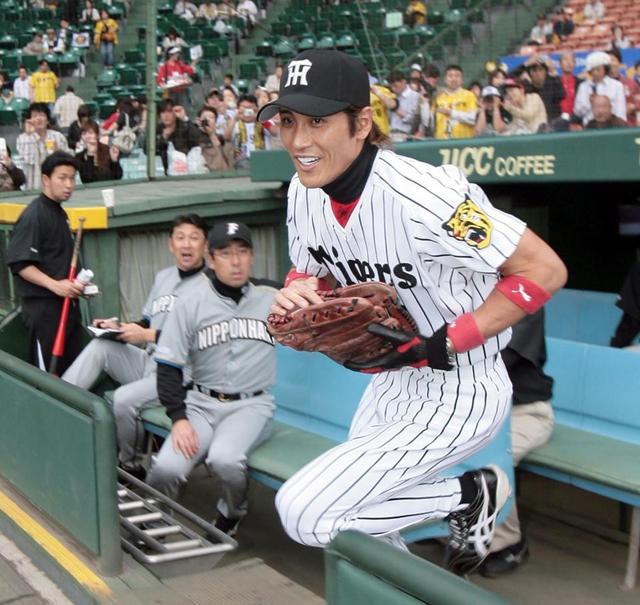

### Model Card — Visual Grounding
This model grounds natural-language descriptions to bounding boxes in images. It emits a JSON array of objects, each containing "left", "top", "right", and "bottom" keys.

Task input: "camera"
[
  {"left": 201, "top": 118, "right": 210, "bottom": 128},
  {"left": 243, "top": 108, "right": 254, "bottom": 117}
]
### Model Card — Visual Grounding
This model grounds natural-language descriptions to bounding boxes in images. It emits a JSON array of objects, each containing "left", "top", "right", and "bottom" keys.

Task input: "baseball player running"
[
  {"left": 258, "top": 49, "right": 567, "bottom": 572},
  {"left": 148, "top": 222, "right": 276, "bottom": 536},
  {"left": 62, "top": 214, "right": 208, "bottom": 478}
]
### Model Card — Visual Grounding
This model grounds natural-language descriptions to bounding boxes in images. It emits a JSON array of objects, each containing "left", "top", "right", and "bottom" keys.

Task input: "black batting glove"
[{"left": 345, "top": 323, "right": 453, "bottom": 373}]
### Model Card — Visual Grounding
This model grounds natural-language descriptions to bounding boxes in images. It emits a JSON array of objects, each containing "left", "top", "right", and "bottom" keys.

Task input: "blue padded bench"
[
  {"left": 141, "top": 345, "right": 514, "bottom": 543},
  {"left": 521, "top": 337, "right": 640, "bottom": 589},
  {"left": 545, "top": 288, "right": 621, "bottom": 345}
]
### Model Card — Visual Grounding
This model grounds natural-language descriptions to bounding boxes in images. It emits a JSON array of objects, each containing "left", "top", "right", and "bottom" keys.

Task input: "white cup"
[{"left": 101, "top": 188, "right": 115, "bottom": 208}]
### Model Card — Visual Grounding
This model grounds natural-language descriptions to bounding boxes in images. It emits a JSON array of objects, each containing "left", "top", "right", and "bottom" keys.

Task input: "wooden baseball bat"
[{"left": 49, "top": 217, "right": 85, "bottom": 376}]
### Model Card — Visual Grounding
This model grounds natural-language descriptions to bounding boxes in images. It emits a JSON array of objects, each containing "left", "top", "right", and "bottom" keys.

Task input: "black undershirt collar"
[
  {"left": 321, "top": 142, "right": 378, "bottom": 204},
  {"left": 178, "top": 263, "right": 205, "bottom": 279},
  {"left": 206, "top": 268, "right": 247, "bottom": 304}
]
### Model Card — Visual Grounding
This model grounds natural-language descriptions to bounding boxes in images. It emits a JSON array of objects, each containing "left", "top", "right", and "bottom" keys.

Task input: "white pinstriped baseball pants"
[{"left": 275, "top": 360, "right": 512, "bottom": 547}]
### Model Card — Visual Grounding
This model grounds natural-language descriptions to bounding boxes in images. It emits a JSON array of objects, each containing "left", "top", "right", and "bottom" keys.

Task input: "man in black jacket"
[
  {"left": 156, "top": 98, "right": 203, "bottom": 174},
  {"left": 6, "top": 152, "right": 84, "bottom": 373}
]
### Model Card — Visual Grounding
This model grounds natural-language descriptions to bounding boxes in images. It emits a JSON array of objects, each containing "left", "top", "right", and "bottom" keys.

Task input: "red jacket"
[{"left": 156, "top": 60, "right": 194, "bottom": 92}]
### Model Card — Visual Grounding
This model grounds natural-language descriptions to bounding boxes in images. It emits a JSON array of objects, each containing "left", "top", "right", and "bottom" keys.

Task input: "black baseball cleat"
[
  {"left": 478, "top": 538, "right": 529, "bottom": 577},
  {"left": 119, "top": 463, "right": 147, "bottom": 482},
  {"left": 443, "top": 465, "right": 511, "bottom": 576},
  {"left": 214, "top": 513, "right": 241, "bottom": 537}
]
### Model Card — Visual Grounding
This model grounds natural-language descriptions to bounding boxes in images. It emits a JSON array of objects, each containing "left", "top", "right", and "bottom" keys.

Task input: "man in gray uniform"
[
  {"left": 62, "top": 214, "right": 209, "bottom": 477},
  {"left": 148, "top": 222, "right": 276, "bottom": 536}
]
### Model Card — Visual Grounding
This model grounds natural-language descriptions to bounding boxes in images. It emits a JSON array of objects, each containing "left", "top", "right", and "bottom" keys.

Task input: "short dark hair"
[
  {"left": 66, "top": 85, "right": 75, "bottom": 93},
  {"left": 224, "top": 73, "right": 234, "bottom": 80},
  {"left": 18, "top": 64, "right": 26, "bottom": 71},
  {"left": 26, "top": 102, "right": 51, "bottom": 121},
  {"left": 158, "top": 98, "right": 174, "bottom": 113},
  {"left": 171, "top": 214, "right": 209, "bottom": 238},
  {"left": 41, "top": 151, "right": 79, "bottom": 177},
  {"left": 198, "top": 105, "right": 218, "bottom": 119},
  {"left": 77, "top": 104, "right": 92, "bottom": 119},
  {"left": 387, "top": 70, "right": 406, "bottom": 83},
  {"left": 238, "top": 94, "right": 257, "bottom": 106},
  {"left": 445, "top": 64, "right": 463, "bottom": 74},
  {"left": 607, "top": 47, "right": 622, "bottom": 63},
  {"left": 39, "top": 59, "right": 49, "bottom": 67},
  {"left": 423, "top": 63, "right": 440, "bottom": 78}
]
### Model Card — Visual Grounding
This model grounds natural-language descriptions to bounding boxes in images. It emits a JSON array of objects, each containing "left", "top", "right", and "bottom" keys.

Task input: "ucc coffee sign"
[{"left": 438, "top": 146, "right": 556, "bottom": 179}]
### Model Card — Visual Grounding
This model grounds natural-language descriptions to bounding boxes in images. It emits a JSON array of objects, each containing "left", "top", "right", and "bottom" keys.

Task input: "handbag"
[{"left": 111, "top": 113, "right": 136, "bottom": 154}]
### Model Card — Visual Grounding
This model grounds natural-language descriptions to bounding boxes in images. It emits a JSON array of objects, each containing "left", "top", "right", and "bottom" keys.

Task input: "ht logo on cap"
[
  {"left": 285, "top": 59, "right": 312, "bottom": 87},
  {"left": 227, "top": 222, "right": 239, "bottom": 235}
]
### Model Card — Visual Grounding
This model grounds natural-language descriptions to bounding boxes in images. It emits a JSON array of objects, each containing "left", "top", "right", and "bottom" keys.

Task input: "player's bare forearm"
[{"left": 472, "top": 228, "right": 567, "bottom": 340}]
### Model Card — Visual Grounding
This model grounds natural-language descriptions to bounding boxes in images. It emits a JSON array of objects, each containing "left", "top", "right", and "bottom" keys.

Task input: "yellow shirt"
[
  {"left": 94, "top": 19, "right": 119, "bottom": 46},
  {"left": 30, "top": 71, "right": 58, "bottom": 103},
  {"left": 370, "top": 86, "right": 396, "bottom": 136},
  {"left": 433, "top": 88, "right": 478, "bottom": 139}
]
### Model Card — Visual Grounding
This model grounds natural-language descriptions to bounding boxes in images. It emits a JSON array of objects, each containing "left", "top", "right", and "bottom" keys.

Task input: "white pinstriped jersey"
[{"left": 287, "top": 148, "right": 526, "bottom": 367}]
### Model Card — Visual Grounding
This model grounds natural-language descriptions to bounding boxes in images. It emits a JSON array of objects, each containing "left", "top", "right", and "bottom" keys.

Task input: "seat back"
[
  {"left": 545, "top": 288, "right": 621, "bottom": 345},
  {"left": 546, "top": 337, "right": 640, "bottom": 444}
]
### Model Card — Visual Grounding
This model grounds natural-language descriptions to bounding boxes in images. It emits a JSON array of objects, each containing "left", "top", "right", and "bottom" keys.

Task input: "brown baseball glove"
[{"left": 267, "top": 282, "right": 417, "bottom": 366}]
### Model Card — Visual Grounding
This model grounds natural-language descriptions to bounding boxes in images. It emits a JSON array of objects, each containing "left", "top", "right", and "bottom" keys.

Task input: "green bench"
[
  {"left": 141, "top": 345, "right": 515, "bottom": 544},
  {"left": 521, "top": 337, "right": 640, "bottom": 589}
]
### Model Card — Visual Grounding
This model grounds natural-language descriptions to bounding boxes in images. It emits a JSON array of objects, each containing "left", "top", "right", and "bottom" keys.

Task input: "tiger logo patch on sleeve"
[{"left": 442, "top": 198, "right": 493, "bottom": 250}]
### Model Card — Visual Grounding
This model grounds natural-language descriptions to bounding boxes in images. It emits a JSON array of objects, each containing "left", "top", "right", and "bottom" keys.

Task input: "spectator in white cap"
[
  {"left": 573, "top": 50, "right": 626, "bottom": 125},
  {"left": 475, "top": 86, "right": 510, "bottom": 136}
]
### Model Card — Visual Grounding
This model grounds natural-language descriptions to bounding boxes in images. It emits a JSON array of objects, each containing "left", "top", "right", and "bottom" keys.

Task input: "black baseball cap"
[
  {"left": 256, "top": 49, "right": 370, "bottom": 122},
  {"left": 208, "top": 221, "right": 253, "bottom": 249}
]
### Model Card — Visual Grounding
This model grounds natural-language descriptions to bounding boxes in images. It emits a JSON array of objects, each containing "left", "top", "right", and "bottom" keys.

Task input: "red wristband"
[
  {"left": 495, "top": 275, "right": 550, "bottom": 314},
  {"left": 447, "top": 313, "right": 486, "bottom": 354},
  {"left": 284, "top": 270, "right": 330, "bottom": 290}
]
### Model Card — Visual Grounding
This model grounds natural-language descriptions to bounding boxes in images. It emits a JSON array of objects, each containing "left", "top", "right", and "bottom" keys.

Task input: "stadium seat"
[
  {"left": 0, "top": 108, "right": 18, "bottom": 125},
  {"left": 98, "top": 99, "right": 117, "bottom": 120},
  {"left": 297, "top": 33, "right": 317, "bottom": 51},
  {"left": 124, "top": 49, "right": 145, "bottom": 63},
  {"left": 117, "top": 67, "right": 140, "bottom": 86},
  {"left": 335, "top": 32, "right": 357, "bottom": 49},
  {"left": 239, "top": 62, "right": 261, "bottom": 80},
  {"left": 317, "top": 34, "right": 336, "bottom": 49}
]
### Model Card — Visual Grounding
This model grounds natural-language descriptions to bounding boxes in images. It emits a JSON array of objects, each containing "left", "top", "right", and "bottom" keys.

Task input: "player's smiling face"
[
  {"left": 208, "top": 241, "right": 253, "bottom": 288},
  {"left": 169, "top": 223, "right": 207, "bottom": 272},
  {"left": 279, "top": 108, "right": 372, "bottom": 189}
]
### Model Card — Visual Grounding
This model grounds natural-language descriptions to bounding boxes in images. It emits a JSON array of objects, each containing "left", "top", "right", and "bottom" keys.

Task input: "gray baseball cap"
[{"left": 256, "top": 49, "right": 370, "bottom": 121}]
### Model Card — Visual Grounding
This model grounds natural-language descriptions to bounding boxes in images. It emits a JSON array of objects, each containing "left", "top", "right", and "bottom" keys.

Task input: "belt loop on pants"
[{"left": 192, "top": 384, "right": 264, "bottom": 402}]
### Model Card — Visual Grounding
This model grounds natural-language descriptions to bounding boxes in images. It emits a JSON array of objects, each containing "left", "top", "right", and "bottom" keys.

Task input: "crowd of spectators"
[{"left": 359, "top": 43, "right": 638, "bottom": 143}]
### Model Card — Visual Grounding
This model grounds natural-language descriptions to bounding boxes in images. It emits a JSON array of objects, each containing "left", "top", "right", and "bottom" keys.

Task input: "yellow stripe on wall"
[
  {"left": 0, "top": 489, "right": 113, "bottom": 598},
  {"left": 0, "top": 203, "right": 108, "bottom": 229}
]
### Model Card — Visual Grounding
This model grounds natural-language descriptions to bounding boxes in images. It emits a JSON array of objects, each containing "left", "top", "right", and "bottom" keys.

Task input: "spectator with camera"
[
  {"left": 197, "top": 106, "right": 233, "bottom": 171},
  {"left": 475, "top": 86, "right": 510, "bottom": 136},
  {"left": 502, "top": 78, "right": 547, "bottom": 134},
  {"left": 225, "top": 94, "right": 268, "bottom": 170},
  {"left": 156, "top": 99, "right": 202, "bottom": 175},
  {"left": 75, "top": 121, "right": 123, "bottom": 183}
]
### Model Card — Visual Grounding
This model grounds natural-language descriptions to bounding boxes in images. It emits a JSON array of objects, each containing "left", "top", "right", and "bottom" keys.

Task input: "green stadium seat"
[
  {"left": 459, "top": 22, "right": 473, "bottom": 40},
  {"left": 426, "top": 44, "right": 444, "bottom": 61},
  {"left": 273, "top": 40, "right": 296, "bottom": 60},
  {"left": 0, "top": 108, "right": 18, "bottom": 125},
  {"left": 317, "top": 34, "right": 336, "bottom": 49},
  {"left": 235, "top": 78, "right": 250, "bottom": 94},
  {"left": 98, "top": 99, "right": 117, "bottom": 120},
  {"left": 336, "top": 32, "right": 356, "bottom": 49},
  {"left": 289, "top": 19, "right": 307, "bottom": 36},
  {"left": 255, "top": 40, "right": 273, "bottom": 57},
  {"left": 271, "top": 21, "right": 289, "bottom": 37},
  {"left": 97, "top": 68, "right": 118, "bottom": 90},
  {"left": 398, "top": 31, "right": 417, "bottom": 51},
  {"left": 429, "top": 10, "right": 444, "bottom": 25},
  {"left": 239, "top": 62, "right": 260, "bottom": 80},
  {"left": 248, "top": 56, "right": 267, "bottom": 73},
  {"left": 124, "top": 49, "right": 145, "bottom": 63},
  {"left": 451, "top": 0, "right": 467, "bottom": 8},
  {"left": 297, "top": 33, "right": 317, "bottom": 51},
  {"left": 467, "top": 8, "right": 485, "bottom": 22},
  {"left": 445, "top": 9, "right": 465, "bottom": 23},
  {"left": 1, "top": 53, "right": 20, "bottom": 72},
  {"left": 0, "top": 35, "right": 17, "bottom": 50},
  {"left": 117, "top": 67, "right": 140, "bottom": 86},
  {"left": 20, "top": 54, "right": 40, "bottom": 71}
]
